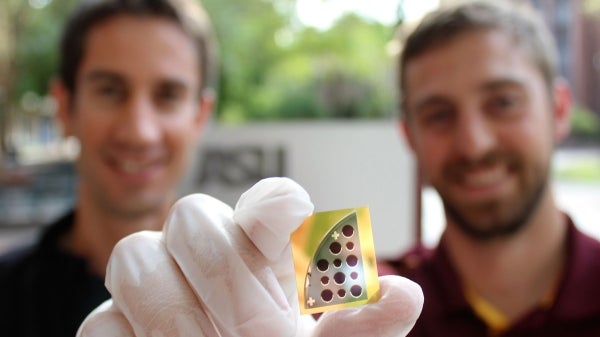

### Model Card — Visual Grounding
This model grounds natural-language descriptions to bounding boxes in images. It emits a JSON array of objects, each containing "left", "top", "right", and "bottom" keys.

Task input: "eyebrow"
[
  {"left": 83, "top": 70, "right": 125, "bottom": 85},
  {"left": 413, "top": 96, "right": 450, "bottom": 114},
  {"left": 480, "top": 78, "right": 527, "bottom": 92},
  {"left": 155, "top": 78, "right": 189, "bottom": 92},
  {"left": 83, "top": 70, "right": 191, "bottom": 90},
  {"left": 412, "top": 77, "right": 527, "bottom": 113}
]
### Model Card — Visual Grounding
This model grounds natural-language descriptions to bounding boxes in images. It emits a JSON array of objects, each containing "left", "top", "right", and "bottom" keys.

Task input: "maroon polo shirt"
[{"left": 379, "top": 215, "right": 600, "bottom": 337}]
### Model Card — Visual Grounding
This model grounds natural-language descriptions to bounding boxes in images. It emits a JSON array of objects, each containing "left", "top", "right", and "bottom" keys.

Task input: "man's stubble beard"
[{"left": 438, "top": 151, "right": 550, "bottom": 241}]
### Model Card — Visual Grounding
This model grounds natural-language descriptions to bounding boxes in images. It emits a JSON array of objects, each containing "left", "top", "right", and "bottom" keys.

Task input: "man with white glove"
[{"left": 78, "top": 177, "right": 423, "bottom": 337}]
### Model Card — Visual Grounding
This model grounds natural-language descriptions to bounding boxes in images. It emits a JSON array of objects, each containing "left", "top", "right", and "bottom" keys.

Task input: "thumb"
[{"left": 312, "top": 275, "right": 423, "bottom": 337}]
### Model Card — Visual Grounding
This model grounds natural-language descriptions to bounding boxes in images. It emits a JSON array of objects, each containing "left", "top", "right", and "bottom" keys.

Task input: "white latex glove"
[{"left": 77, "top": 177, "right": 423, "bottom": 337}]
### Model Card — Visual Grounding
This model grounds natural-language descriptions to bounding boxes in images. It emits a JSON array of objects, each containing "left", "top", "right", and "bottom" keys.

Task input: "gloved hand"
[{"left": 77, "top": 177, "right": 423, "bottom": 337}]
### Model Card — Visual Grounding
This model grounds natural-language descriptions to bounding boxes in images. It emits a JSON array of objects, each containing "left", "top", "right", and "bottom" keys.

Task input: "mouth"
[
  {"left": 451, "top": 163, "right": 513, "bottom": 201},
  {"left": 462, "top": 165, "right": 506, "bottom": 187},
  {"left": 118, "top": 159, "right": 155, "bottom": 174},
  {"left": 109, "top": 157, "right": 163, "bottom": 183}
]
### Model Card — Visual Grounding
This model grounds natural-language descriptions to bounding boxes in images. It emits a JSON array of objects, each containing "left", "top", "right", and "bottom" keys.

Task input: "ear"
[
  {"left": 397, "top": 116, "right": 428, "bottom": 186},
  {"left": 191, "top": 89, "right": 215, "bottom": 140},
  {"left": 552, "top": 79, "right": 572, "bottom": 143},
  {"left": 397, "top": 117, "right": 415, "bottom": 152},
  {"left": 50, "top": 78, "right": 75, "bottom": 138}
]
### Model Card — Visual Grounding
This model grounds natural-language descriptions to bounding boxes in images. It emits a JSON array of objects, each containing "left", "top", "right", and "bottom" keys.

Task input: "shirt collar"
[{"left": 430, "top": 214, "right": 600, "bottom": 320}]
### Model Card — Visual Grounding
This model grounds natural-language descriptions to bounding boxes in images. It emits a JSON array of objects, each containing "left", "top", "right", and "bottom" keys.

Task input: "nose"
[
  {"left": 453, "top": 111, "right": 496, "bottom": 161},
  {"left": 114, "top": 94, "right": 161, "bottom": 146}
]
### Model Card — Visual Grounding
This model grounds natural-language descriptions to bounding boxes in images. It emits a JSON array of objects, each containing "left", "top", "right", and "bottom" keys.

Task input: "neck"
[
  {"left": 65, "top": 187, "right": 173, "bottom": 277},
  {"left": 443, "top": 191, "right": 567, "bottom": 322}
]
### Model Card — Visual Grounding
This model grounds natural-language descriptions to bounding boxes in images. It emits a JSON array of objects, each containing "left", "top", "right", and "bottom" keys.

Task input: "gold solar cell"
[{"left": 291, "top": 207, "right": 381, "bottom": 314}]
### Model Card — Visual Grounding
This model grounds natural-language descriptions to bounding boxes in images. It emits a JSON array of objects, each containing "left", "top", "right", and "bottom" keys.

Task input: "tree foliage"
[
  {"left": 202, "top": 0, "right": 398, "bottom": 122},
  {"left": 2, "top": 0, "right": 398, "bottom": 133},
  {"left": 0, "top": 0, "right": 76, "bottom": 157},
  {"left": 571, "top": 105, "right": 600, "bottom": 143}
]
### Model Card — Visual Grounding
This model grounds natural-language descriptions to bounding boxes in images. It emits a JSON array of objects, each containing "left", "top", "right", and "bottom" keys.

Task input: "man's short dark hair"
[
  {"left": 398, "top": 0, "right": 558, "bottom": 117},
  {"left": 59, "top": 0, "right": 217, "bottom": 95}
]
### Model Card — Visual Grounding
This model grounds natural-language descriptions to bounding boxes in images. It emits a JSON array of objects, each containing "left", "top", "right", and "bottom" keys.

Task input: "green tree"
[
  {"left": 0, "top": 0, "right": 76, "bottom": 160},
  {"left": 202, "top": 0, "right": 294, "bottom": 122},
  {"left": 5, "top": 0, "right": 402, "bottom": 154},
  {"left": 202, "top": 0, "right": 398, "bottom": 122},
  {"left": 0, "top": 0, "right": 30, "bottom": 159},
  {"left": 279, "top": 14, "right": 396, "bottom": 120},
  {"left": 571, "top": 105, "right": 600, "bottom": 143}
]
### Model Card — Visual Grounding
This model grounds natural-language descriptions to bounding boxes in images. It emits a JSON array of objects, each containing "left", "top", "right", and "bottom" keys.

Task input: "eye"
[
  {"left": 485, "top": 91, "right": 523, "bottom": 118},
  {"left": 95, "top": 83, "right": 126, "bottom": 101},
  {"left": 428, "top": 110, "right": 452, "bottom": 123},
  {"left": 492, "top": 95, "right": 518, "bottom": 108},
  {"left": 420, "top": 108, "right": 454, "bottom": 128},
  {"left": 154, "top": 85, "right": 186, "bottom": 110},
  {"left": 158, "top": 88, "right": 180, "bottom": 102}
]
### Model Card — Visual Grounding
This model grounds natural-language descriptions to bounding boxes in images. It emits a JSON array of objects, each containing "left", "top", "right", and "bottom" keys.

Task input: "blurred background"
[{"left": 0, "top": 0, "right": 599, "bottom": 257}]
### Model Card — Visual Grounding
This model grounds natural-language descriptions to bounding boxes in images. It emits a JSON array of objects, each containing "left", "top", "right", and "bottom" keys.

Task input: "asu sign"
[
  {"left": 197, "top": 146, "right": 286, "bottom": 187},
  {"left": 179, "top": 121, "right": 417, "bottom": 258}
]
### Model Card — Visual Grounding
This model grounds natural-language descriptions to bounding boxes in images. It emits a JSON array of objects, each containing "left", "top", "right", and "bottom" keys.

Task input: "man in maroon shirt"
[{"left": 380, "top": 1, "right": 600, "bottom": 336}]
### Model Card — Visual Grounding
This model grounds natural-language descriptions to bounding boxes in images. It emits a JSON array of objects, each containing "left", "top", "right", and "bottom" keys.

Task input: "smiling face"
[
  {"left": 402, "top": 29, "right": 570, "bottom": 240},
  {"left": 56, "top": 14, "right": 211, "bottom": 219}
]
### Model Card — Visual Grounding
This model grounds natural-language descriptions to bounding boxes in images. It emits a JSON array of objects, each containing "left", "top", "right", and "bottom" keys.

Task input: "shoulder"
[
  {"left": 378, "top": 244, "right": 435, "bottom": 280},
  {"left": 0, "top": 241, "right": 42, "bottom": 287},
  {"left": 0, "top": 211, "right": 74, "bottom": 285},
  {"left": 569, "top": 221, "right": 600, "bottom": 265},
  {"left": 0, "top": 240, "right": 37, "bottom": 270},
  {"left": 569, "top": 225, "right": 600, "bottom": 281},
  {"left": 378, "top": 240, "right": 463, "bottom": 300},
  {"left": 0, "top": 240, "right": 42, "bottom": 327}
]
